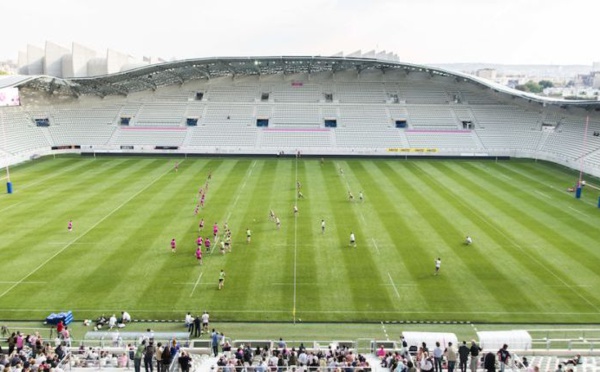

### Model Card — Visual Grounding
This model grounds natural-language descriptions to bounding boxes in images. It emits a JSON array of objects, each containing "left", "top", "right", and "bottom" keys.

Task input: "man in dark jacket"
[
  {"left": 484, "top": 352, "right": 496, "bottom": 372},
  {"left": 458, "top": 341, "right": 470, "bottom": 372},
  {"left": 469, "top": 341, "right": 481, "bottom": 372},
  {"left": 178, "top": 350, "right": 191, "bottom": 372},
  {"left": 193, "top": 316, "right": 201, "bottom": 338}
]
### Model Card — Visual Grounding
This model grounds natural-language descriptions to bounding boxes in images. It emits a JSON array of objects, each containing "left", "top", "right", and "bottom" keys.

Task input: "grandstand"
[
  {"left": 2, "top": 55, "right": 600, "bottom": 372},
  {"left": 1, "top": 55, "right": 599, "bottom": 176}
]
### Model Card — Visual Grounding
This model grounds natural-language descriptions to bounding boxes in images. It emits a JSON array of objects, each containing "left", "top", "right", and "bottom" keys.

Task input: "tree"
[
  {"left": 515, "top": 80, "right": 542, "bottom": 93},
  {"left": 538, "top": 80, "right": 554, "bottom": 89}
]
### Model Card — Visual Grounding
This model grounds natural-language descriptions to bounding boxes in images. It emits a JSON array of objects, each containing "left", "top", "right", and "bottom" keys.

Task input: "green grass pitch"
[{"left": 1, "top": 155, "right": 599, "bottom": 324}]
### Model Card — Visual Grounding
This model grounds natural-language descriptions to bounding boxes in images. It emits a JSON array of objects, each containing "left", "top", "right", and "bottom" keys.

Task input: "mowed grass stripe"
[
  {"left": 0, "top": 156, "right": 95, "bottom": 199},
  {"left": 30, "top": 159, "right": 194, "bottom": 310},
  {"left": 295, "top": 160, "right": 321, "bottom": 318},
  {"left": 301, "top": 160, "right": 359, "bottom": 321},
  {"left": 379, "top": 161, "right": 536, "bottom": 318},
  {"left": 443, "top": 161, "right": 600, "bottom": 298},
  {"left": 462, "top": 162, "right": 600, "bottom": 259},
  {"left": 345, "top": 161, "right": 432, "bottom": 308},
  {"left": 421, "top": 161, "right": 583, "bottom": 313},
  {"left": 0, "top": 159, "right": 177, "bottom": 309},
  {"left": 345, "top": 161, "right": 433, "bottom": 310},
  {"left": 456, "top": 162, "right": 600, "bottom": 306},
  {"left": 326, "top": 160, "right": 396, "bottom": 319},
  {"left": 420, "top": 162, "right": 600, "bottom": 318},
  {"left": 387, "top": 161, "right": 523, "bottom": 314},
  {"left": 0, "top": 158, "right": 153, "bottom": 303},
  {"left": 220, "top": 160, "right": 292, "bottom": 320},
  {"left": 496, "top": 161, "right": 599, "bottom": 207},
  {"left": 368, "top": 161, "right": 449, "bottom": 311},
  {"left": 182, "top": 159, "right": 261, "bottom": 314},
  {"left": 0, "top": 158, "right": 165, "bottom": 285}
]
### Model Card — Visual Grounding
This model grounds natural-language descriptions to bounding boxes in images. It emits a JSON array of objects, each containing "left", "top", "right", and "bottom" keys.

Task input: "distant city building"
[
  {"left": 543, "top": 86, "right": 600, "bottom": 100},
  {"left": 476, "top": 68, "right": 497, "bottom": 81},
  {"left": 0, "top": 60, "right": 17, "bottom": 74},
  {"left": 593, "top": 71, "right": 600, "bottom": 89}
]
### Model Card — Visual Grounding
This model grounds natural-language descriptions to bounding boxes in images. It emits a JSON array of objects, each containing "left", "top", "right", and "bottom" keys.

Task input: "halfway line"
[
  {"left": 189, "top": 272, "right": 204, "bottom": 297},
  {"left": 387, "top": 272, "right": 401, "bottom": 299}
]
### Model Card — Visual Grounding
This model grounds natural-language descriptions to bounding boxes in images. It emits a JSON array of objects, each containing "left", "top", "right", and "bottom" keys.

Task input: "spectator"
[
  {"left": 497, "top": 344, "right": 510, "bottom": 372},
  {"left": 420, "top": 353, "right": 434, "bottom": 372},
  {"left": 121, "top": 311, "right": 132, "bottom": 324},
  {"left": 178, "top": 350, "right": 191, "bottom": 372},
  {"left": 563, "top": 354, "right": 581, "bottom": 365},
  {"left": 144, "top": 341, "right": 155, "bottom": 372},
  {"left": 445, "top": 342, "right": 457, "bottom": 372},
  {"left": 184, "top": 313, "right": 193, "bottom": 333},
  {"left": 484, "top": 352, "right": 495, "bottom": 372},
  {"left": 118, "top": 353, "right": 128, "bottom": 368},
  {"left": 161, "top": 345, "right": 172, "bottom": 371},
  {"left": 377, "top": 345, "right": 386, "bottom": 359},
  {"left": 108, "top": 314, "right": 117, "bottom": 330},
  {"left": 211, "top": 330, "right": 220, "bottom": 357},
  {"left": 458, "top": 341, "right": 469, "bottom": 372},
  {"left": 433, "top": 342, "right": 443, "bottom": 372},
  {"left": 278, "top": 338, "right": 287, "bottom": 349},
  {"left": 469, "top": 341, "right": 481, "bottom": 372},
  {"left": 134, "top": 344, "right": 145, "bottom": 372}
]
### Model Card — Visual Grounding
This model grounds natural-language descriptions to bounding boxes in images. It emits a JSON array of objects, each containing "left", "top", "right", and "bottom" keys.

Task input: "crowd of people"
[
  {"left": 1, "top": 329, "right": 70, "bottom": 372},
  {"left": 214, "top": 340, "right": 372, "bottom": 372}
]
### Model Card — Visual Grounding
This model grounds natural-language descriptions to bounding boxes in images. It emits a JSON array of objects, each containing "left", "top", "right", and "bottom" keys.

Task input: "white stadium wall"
[
  {"left": 25, "top": 44, "right": 44, "bottom": 75},
  {"left": 106, "top": 49, "right": 132, "bottom": 76},
  {"left": 87, "top": 58, "right": 108, "bottom": 77},
  {"left": 63, "top": 42, "right": 98, "bottom": 78},
  {"left": 44, "top": 41, "right": 70, "bottom": 78}
]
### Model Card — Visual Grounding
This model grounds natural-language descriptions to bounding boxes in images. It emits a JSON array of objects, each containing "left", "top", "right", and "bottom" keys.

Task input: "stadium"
[{"left": 2, "top": 53, "right": 600, "bottom": 371}]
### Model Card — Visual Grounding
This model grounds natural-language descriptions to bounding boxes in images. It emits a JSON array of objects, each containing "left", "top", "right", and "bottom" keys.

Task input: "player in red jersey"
[
  {"left": 170, "top": 238, "right": 176, "bottom": 253},
  {"left": 67, "top": 220, "right": 73, "bottom": 232},
  {"left": 213, "top": 223, "right": 219, "bottom": 240},
  {"left": 195, "top": 247, "right": 203, "bottom": 265}
]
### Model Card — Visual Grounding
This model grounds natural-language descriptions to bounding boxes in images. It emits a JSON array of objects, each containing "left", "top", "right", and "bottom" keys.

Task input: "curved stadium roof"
[{"left": 2, "top": 56, "right": 600, "bottom": 109}]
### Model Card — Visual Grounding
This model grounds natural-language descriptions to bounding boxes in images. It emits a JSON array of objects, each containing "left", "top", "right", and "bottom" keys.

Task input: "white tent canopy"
[
  {"left": 402, "top": 332, "right": 458, "bottom": 350},
  {"left": 477, "top": 330, "right": 532, "bottom": 351}
]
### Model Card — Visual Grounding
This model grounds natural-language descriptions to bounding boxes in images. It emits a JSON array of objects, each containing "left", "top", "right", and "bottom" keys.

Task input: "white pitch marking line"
[
  {"left": 0, "top": 201, "right": 24, "bottom": 213},
  {"left": 225, "top": 160, "right": 256, "bottom": 222},
  {"left": 0, "top": 161, "right": 181, "bottom": 300},
  {"left": 47, "top": 242, "right": 97, "bottom": 245},
  {"left": 371, "top": 238, "right": 380, "bottom": 254},
  {"left": 359, "top": 213, "right": 366, "bottom": 223},
  {"left": 387, "top": 272, "right": 401, "bottom": 299},
  {"left": 1, "top": 307, "right": 598, "bottom": 316},
  {"left": 568, "top": 206, "right": 587, "bottom": 216},
  {"left": 189, "top": 272, "right": 204, "bottom": 297},
  {"left": 534, "top": 190, "right": 551, "bottom": 199},
  {"left": 0, "top": 281, "right": 47, "bottom": 284}
]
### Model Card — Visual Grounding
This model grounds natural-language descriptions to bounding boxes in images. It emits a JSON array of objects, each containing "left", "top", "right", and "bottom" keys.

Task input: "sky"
[{"left": 1, "top": 0, "right": 597, "bottom": 66}]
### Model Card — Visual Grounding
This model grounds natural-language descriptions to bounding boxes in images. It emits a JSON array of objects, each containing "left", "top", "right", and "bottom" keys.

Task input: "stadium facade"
[{"left": 1, "top": 55, "right": 600, "bottom": 176}]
